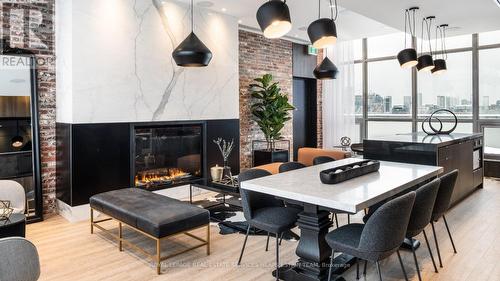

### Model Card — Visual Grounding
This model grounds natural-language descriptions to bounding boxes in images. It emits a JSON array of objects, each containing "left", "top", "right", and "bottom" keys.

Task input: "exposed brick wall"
[
  {"left": 316, "top": 49, "right": 323, "bottom": 148},
  {"left": 1, "top": 1, "right": 56, "bottom": 215},
  {"left": 239, "top": 30, "right": 293, "bottom": 169}
]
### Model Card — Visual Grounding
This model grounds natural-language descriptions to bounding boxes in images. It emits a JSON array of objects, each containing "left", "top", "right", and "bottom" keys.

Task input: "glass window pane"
[
  {"left": 417, "top": 122, "right": 472, "bottom": 134},
  {"left": 417, "top": 34, "right": 471, "bottom": 52},
  {"left": 354, "top": 63, "right": 363, "bottom": 118},
  {"left": 418, "top": 51, "right": 472, "bottom": 119},
  {"left": 484, "top": 127, "right": 500, "bottom": 150},
  {"left": 479, "top": 48, "right": 500, "bottom": 119},
  {"left": 353, "top": 39, "right": 363, "bottom": 61},
  {"left": 368, "top": 32, "right": 405, "bottom": 58},
  {"left": 368, "top": 60, "right": 412, "bottom": 117},
  {"left": 479, "top": 30, "right": 500, "bottom": 46},
  {"left": 367, "top": 121, "right": 412, "bottom": 138}
]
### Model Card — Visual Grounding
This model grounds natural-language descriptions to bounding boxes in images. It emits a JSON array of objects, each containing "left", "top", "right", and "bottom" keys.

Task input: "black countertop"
[{"left": 365, "top": 132, "right": 483, "bottom": 147}]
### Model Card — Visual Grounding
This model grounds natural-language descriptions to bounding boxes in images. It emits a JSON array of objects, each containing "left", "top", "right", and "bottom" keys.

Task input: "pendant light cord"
[
  {"left": 442, "top": 26, "right": 447, "bottom": 60},
  {"left": 426, "top": 17, "right": 433, "bottom": 56},
  {"left": 191, "top": 0, "right": 194, "bottom": 32},
  {"left": 329, "top": 0, "right": 338, "bottom": 21}
]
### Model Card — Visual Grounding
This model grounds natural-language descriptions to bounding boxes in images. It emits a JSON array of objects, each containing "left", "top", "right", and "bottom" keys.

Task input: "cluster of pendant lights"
[
  {"left": 397, "top": 7, "right": 449, "bottom": 75},
  {"left": 256, "top": 0, "right": 339, "bottom": 79}
]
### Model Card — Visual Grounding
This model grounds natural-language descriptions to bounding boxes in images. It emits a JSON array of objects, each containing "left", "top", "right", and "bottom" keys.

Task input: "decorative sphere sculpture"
[{"left": 340, "top": 136, "right": 351, "bottom": 147}]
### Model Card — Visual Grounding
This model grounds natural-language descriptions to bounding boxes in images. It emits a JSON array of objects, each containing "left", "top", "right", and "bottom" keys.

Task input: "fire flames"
[{"left": 135, "top": 168, "right": 191, "bottom": 187}]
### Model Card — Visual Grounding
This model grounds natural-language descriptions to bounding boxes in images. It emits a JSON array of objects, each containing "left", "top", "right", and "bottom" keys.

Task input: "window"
[
  {"left": 417, "top": 122, "right": 473, "bottom": 134},
  {"left": 354, "top": 63, "right": 363, "bottom": 118},
  {"left": 367, "top": 121, "right": 412, "bottom": 138},
  {"left": 367, "top": 33, "right": 405, "bottom": 58},
  {"left": 353, "top": 39, "right": 363, "bottom": 61},
  {"left": 484, "top": 127, "right": 500, "bottom": 149},
  {"left": 479, "top": 48, "right": 500, "bottom": 119},
  {"left": 479, "top": 30, "right": 500, "bottom": 46},
  {"left": 417, "top": 34, "right": 471, "bottom": 52},
  {"left": 418, "top": 52, "right": 473, "bottom": 119},
  {"left": 368, "top": 60, "right": 412, "bottom": 117}
]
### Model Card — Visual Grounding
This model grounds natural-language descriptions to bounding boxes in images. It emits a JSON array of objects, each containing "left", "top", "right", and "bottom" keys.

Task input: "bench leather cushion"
[{"left": 90, "top": 188, "right": 209, "bottom": 238}]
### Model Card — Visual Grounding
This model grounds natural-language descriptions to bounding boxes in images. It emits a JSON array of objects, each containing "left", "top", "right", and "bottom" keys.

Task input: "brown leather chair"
[{"left": 298, "top": 147, "right": 351, "bottom": 166}]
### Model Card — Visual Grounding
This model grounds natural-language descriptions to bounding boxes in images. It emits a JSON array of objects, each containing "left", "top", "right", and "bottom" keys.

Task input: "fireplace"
[{"left": 133, "top": 123, "right": 203, "bottom": 190}]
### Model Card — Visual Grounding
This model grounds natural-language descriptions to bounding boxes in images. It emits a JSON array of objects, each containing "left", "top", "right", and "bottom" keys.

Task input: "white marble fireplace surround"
[
  {"left": 55, "top": 0, "right": 238, "bottom": 221},
  {"left": 56, "top": 0, "right": 239, "bottom": 124}
]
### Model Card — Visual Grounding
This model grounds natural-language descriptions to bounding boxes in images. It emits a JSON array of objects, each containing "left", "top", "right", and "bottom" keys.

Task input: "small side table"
[{"left": 0, "top": 213, "right": 26, "bottom": 238}]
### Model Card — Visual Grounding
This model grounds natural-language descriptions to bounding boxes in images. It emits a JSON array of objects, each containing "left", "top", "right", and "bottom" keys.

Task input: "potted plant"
[{"left": 250, "top": 74, "right": 295, "bottom": 166}]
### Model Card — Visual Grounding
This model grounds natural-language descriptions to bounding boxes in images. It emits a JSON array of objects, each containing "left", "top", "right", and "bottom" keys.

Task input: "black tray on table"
[{"left": 320, "top": 160, "right": 380, "bottom": 184}]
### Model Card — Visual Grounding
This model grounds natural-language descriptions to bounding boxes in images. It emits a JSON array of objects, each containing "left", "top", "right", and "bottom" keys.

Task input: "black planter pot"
[{"left": 253, "top": 149, "right": 290, "bottom": 167}]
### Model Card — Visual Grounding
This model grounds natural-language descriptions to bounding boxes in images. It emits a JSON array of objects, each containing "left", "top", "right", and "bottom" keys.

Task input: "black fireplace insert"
[{"left": 133, "top": 123, "right": 204, "bottom": 190}]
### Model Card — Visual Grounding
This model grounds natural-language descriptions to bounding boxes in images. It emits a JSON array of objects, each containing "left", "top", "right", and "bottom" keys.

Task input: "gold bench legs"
[{"left": 90, "top": 208, "right": 211, "bottom": 275}]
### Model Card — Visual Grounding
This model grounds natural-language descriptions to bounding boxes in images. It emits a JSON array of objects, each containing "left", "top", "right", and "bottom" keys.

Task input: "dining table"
[{"left": 240, "top": 158, "right": 443, "bottom": 281}]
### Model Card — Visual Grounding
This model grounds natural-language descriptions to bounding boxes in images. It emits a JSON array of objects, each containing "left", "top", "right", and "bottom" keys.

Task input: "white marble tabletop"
[{"left": 240, "top": 158, "right": 443, "bottom": 213}]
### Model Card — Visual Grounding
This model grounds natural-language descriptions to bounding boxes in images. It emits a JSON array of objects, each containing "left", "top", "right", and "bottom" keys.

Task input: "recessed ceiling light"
[
  {"left": 238, "top": 19, "right": 242, "bottom": 24},
  {"left": 197, "top": 1, "right": 214, "bottom": 8},
  {"left": 221, "top": 7, "right": 227, "bottom": 12}
]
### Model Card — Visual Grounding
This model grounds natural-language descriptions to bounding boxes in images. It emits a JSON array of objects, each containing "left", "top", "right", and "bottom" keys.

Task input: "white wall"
[{"left": 56, "top": 0, "right": 239, "bottom": 123}]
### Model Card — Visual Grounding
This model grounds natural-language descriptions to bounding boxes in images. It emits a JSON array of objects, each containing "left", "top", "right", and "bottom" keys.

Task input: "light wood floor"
[{"left": 28, "top": 179, "right": 500, "bottom": 281}]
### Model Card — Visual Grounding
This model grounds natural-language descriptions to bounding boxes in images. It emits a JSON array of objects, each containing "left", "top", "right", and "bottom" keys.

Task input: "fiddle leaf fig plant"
[{"left": 250, "top": 74, "right": 295, "bottom": 150}]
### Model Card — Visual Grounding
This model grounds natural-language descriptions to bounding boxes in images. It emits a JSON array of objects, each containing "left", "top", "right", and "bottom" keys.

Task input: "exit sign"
[{"left": 307, "top": 45, "right": 318, "bottom": 56}]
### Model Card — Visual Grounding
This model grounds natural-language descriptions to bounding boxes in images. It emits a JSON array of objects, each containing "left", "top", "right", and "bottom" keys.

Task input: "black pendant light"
[
  {"left": 11, "top": 121, "right": 23, "bottom": 148},
  {"left": 397, "top": 7, "right": 418, "bottom": 68},
  {"left": 308, "top": 0, "right": 338, "bottom": 49},
  {"left": 172, "top": 0, "right": 212, "bottom": 67},
  {"left": 256, "top": 0, "right": 292, "bottom": 39},
  {"left": 417, "top": 16, "right": 435, "bottom": 72},
  {"left": 432, "top": 24, "right": 448, "bottom": 75},
  {"left": 314, "top": 57, "right": 338, "bottom": 80}
]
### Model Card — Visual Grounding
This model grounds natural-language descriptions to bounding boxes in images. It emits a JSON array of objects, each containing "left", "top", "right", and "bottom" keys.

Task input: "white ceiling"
[
  {"left": 180, "top": 0, "right": 500, "bottom": 43},
  {"left": 339, "top": 0, "right": 500, "bottom": 37},
  {"left": 182, "top": 0, "right": 398, "bottom": 43}
]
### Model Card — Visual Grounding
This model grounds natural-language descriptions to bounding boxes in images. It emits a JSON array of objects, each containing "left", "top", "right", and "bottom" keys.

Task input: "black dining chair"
[
  {"left": 278, "top": 161, "right": 306, "bottom": 173},
  {"left": 325, "top": 192, "right": 416, "bottom": 281},
  {"left": 404, "top": 178, "right": 441, "bottom": 281},
  {"left": 313, "top": 156, "right": 336, "bottom": 165},
  {"left": 431, "top": 170, "right": 459, "bottom": 268},
  {"left": 237, "top": 169, "right": 301, "bottom": 281}
]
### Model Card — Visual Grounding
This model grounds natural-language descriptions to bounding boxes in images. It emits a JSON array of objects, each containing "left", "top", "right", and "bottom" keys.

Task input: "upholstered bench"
[{"left": 89, "top": 188, "right": 210, "bottom": 274}]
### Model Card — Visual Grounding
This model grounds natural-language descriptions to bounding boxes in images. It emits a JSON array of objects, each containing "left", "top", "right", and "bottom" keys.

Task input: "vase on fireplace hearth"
[{"left": 221, "top": 160, "right": 233, "bottom": 183}]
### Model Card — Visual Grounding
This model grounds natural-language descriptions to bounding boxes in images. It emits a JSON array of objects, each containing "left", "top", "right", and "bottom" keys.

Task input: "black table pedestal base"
[{"left": 273, "top": 253, "right": 355, "bottom": 281}]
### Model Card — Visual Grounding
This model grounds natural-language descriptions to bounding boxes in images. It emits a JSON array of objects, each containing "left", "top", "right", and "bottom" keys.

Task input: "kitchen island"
[{"left": 364, "top": 132, "right": 484, "bottom": 206}]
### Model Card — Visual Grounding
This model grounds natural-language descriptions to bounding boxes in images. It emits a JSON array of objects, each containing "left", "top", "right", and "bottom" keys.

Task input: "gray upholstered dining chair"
[
  {"left": 312, "top": 156, "right": 336, "bottom": 165},
  {"left": 0, "top": 180, "right": 26, "bottom": 214},
  {"left": 0, "top": 237, "right": 40, "bottom": 281},
  {"left": 325, "top": 192, "right": 416, "bottom": 281},
  {"left": 237, "top": 169, "right": 301, "bottom": 281},
  {"left": 404, "top": 178, "right": 441, "bottom": 281},
  {"left": 278, "top": 161, "right": 306, "bottom": 173},
  {"left": 431, "top": 170, "right": 459, "bottom": 268}
]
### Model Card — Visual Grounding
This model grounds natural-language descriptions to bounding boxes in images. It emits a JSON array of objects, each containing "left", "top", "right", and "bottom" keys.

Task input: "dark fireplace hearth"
[{"left": 133, "top": 123, "right": 203, "bottom": 190}]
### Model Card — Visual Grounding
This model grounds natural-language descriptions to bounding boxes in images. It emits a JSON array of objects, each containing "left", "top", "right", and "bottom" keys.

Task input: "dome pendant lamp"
[
  {"left": 11, "top": 120, "right": 23, "bottom": 148},
  {"left": 314, "top": 56, "right": 338, "bottom": 80},
  {"left": 417, "top": 16, "right": 435, "bottom": 72},
  {"left": 432, "top": 24, "right": 448, "bottom": 75},
  {"left": 172, "top": 0, "right": 212, "bottom": 67},
  {"left": 397, "top": 7, "right": 419, "bottom": 68},
  {"left": 308, "top": 0, "right": 338, "bottom": 49},
  {"left": 256, "top": 0, "right": 292, "bottom": 39}
]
